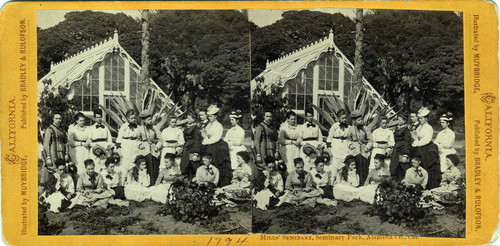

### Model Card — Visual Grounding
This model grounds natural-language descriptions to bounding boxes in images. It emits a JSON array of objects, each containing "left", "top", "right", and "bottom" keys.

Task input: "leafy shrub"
[
  {"left": 38, "top": 203, "right": 65, "bottom": 235},
  {"left": 157, "top": 177, "right": 225, "bottom": 224},
  {"left": 366, "top": 180, "right": 432, "bottom": 225}
]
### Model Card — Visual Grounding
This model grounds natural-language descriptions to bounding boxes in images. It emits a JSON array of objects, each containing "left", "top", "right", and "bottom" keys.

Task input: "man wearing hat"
[
  {"left": 298, "top": 108, "right": 325, "bottom": 171},
  {"left": 138, "top": 109, "right": 162, "bottom": 186},
  {"left": 254, "top": 110, "right": 279, "bottom": 164},
  {"left": 88, "top": 109, "right": 114, "bottom": 171}
]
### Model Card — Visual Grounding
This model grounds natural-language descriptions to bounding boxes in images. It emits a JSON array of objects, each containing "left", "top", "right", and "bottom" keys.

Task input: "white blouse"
[
  {"left": 161, "top": 126, "right": 185, "bottom": 147},
  {"left": 434, "top": 128, "right": 456, "bottom": 150},
  {"left": 310, "top": 169, "right": 332, "bottom": 188},
  {"left": 88, "top": 123, "right": 113, "bottom": 144},
  {"left": 54, "top": 173, "right": 75, "bottom": 194},
  {"left": 263, "top": 171, "right": 284, "bottom": 192},
  {"left": 116, "top": 123, "right": 141, "bottom": 143},
  {"left": 279, "top": 122, "right": 302, "bottom": 144},
  {"left": 202, "top": 121, "right": 224, "bottom": 145},
  {"left": 371, "top": 127, "right": 395, "bottom": 148},
  {"left": 70, "top": 125, "right": 90, "bottom": 145},
  {"left": 326, "top": 122, "right": 350, "bottom": 142},
  {"left": 225, "top": 125, "right": 245, "bottom": 148},
  {"left": 299, "top": 123, "right": 323, "bottom": 141},
  {"left": 413, "top": 123, "right": 434, "bottom": 147}
]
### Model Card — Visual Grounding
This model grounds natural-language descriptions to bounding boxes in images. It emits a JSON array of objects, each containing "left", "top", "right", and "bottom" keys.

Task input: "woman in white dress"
[
  {"left": 333, "top": 155, "right": 360, "bottom": 202},
  {"left": 68, "top": 112, "right": 91, "bottom": 175},
  {"left": 150, "top": 153, "right": 181, "bottom": 204},
  {"left": 124, "top": 155, "right": 151, "bottom": 202},
  {"left": 369, "top": 116, "right": 394, "bottom": 170},
  {"left": 160, "top": 117, "right": 185, "bottom": 168},
  {"left": 278, "top": 111, "right": 302, "bottom": 172},
  {"left": 224, "top": 110, "right": 247, "bottom": 170},
  {"left": 116, "top": 109, "right": 141, "bottom": 175},
  {"left": 434, "top": 112, "right": 457, "bottom": 173},
  {"left": 358, "top": 154, "right": 390, "bottom": 204},
  {"left": 326, "top": 109, "right": 350, "bottom": 171}
]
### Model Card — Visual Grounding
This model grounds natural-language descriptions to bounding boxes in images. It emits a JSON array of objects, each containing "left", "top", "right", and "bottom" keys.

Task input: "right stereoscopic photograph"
[{"left": 249, "top": 8, "right": 465, "bottom": 237}]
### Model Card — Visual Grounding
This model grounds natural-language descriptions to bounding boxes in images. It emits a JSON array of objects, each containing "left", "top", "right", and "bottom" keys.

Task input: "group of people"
[
  {"left": 39, "top": 104, "right": 462, "bottom": 213},
  {"left": 251, "top": 107, "right": 463, "bottom": 210},
  {"left": 39, "top": 105, "right": 252, "bottom": 212}
]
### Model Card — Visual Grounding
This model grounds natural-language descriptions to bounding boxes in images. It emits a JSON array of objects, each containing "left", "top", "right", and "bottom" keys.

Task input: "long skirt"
[
  {"left": 333, "top": 183, "right": 359, "bottom": 202},
  {"left": 330, "top": 139, "right": 350, "bottom": 170},
  {"left": 413, "top": 142, "right": 441, "bottom": 189},
  {"left": 430, "top": 185, "right": 460, "bottom": 204},
  {"left": 149, "top": 183, "right": 173, "bottom": 204},
  {"left": 229, "top": 145, "right": 248, "bottom": 170},
  {"left": 145, "top": 154, "right": 160, "bottom": 186},
  {"left": 124, "top": 183, "right": 151, "bottom": 202},
  {"left": 70, "top": 190, "right": 114, "bottom": 208},
  {"left": 120, "top": 139, "right": 140, "bottom": 173},
  {"left": 358, "top": 184, "right": 379, "bottom": 204},
  {"left": 204, "top": 140, "right": 232, "bottom": 187},
  {"left": 280, "top": 144, "right": 300, "bottom": 172},
  {"left": 355, "top": 154, "right": 370, "bottom": 186},
  {"left": 254, "top": 189, "right": 276, "bottom": 210},
  {"left": 72, "top": 146, "right": 90, "bottom": 174},
  {"left": 439, "top": 148, "right": 457, "bottom": 173},
  {"left": 276, "top": 189, "right": 322, "bottom": 207},
  {"left": 180, "top": 143, "right": 199, "bottom": 175}
]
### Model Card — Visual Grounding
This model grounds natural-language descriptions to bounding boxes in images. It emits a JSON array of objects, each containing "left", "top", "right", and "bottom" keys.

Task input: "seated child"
[
  {"left": 193, "top": 153, "right": 219, "bottom": 186},
  {"left": 402, "top": 155, "right": 428, "bottom": 189}
]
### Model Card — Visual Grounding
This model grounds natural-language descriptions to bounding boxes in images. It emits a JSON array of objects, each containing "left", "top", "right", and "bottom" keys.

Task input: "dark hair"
[
  {"left": 53, "top": 111, "right": 62, "bottom": 118},
  {"left": 411, "top": 155, "right": 422, "bottom": 163},
  {"left": 105, "top": 157, "right": 116, "bottom": 167},
  {"left": 164, "top": 153, "right": 176, "bottom": 162},
  {"left": 134, "top": 155, "right": 146, "bottom": 165},
  {"left": 340, "top": 159, "right": 356, "bottom": 182},
  {"left": 314, "top": 157, "right": 326, "bottom": 166},
  {"left": 446, "top": 154, "right": 459, "bottom": 166},
  {"left": 55, "top": 158, "right": 66, "bottom": 168},
  {"left": 236, "top": 151, "right": 251, "bottom": 163},
  {"left": 93, "top": 109, "right": 103, "bottom": 117},
  {"left": 337, "top": 109, "right": 347, "bottom": 117},
  {"left": 305, "top": 108, "right": 314, "bottom": 116},
  {"left": 380, "top": 116, "right": 388, "bottom": 122},
  {"left": 397, "top": 114, "right": 407, "bottom": 122},
  {"left": 202, "top": 153, "right": 212, "bottom": 160},
  {"left": 293, "top": 157, "right": 304, "bottom": 167},
  {"left": 84, "top": 159, "right": 95, "bottom": 168},
  {"left": 264, "top": 156, "right": 275, "bottom": 165},
  {"left": 73, "top": 112, "right": 85, "bottom": 123},
  {"left": 125, "top": 109, "right": 136, "bottom": 118},
  {"left": 285, "top": 111, "right": 296, "bottom": 119}
]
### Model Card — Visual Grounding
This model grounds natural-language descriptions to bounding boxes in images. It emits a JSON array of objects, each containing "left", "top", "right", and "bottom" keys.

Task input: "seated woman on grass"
[
  {"left": 43, "top": 159, "right": 76, "bottom": 213},
  {"left": 71, "top": 159, "right": 114, "bottom": 208},
  {"left": 219, "top": 151, "right": 253, "bottom": 200},
  {"left": 333, "top": 155, "right": 360, "bottom": 202},
  {"left": 100, "top": 157, "right": 128, "bottom": 205},
  {"left": 124, "top": 155, "right": 152, "bottom": 202},
  {"left": 402, "top": 155, "right": 428, "bottom": 189},
  {"left": 253, "top": 156, "right": 284, "bottom": 210},
  {"left": 276, "top": 158, "right": 322, "bottom": 207},
  {"left": 150, "top": 153, "right": 181, "bottom": 204},
  {"left": 310, "top": 156, "right": 334, "bottom": 199},
  {"left": 430, "top": 154, "right": 463, "bottom": 203},
  {"left": 193, "top": 153, "right": 219, "bottom": 186},
  {"left": 358, "top": 154, "right": 390, "bottom": 204}
]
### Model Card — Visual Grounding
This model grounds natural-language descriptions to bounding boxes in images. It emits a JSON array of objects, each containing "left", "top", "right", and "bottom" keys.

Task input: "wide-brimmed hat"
[
  {"left": 302, "top": 143, "right": 317, "bottom": 156},
  {"left": 417, "top": 107, "right": 430, "bottom": 117},
  {"left": 207, "top": 105, "right": 220, "bottom": 115},
  {"left": 139, "top": 109, "right": 152, "bottom": 118},
  {"left": 229, "top": 110, "right": 243, "bottom": 119},
  {"left": 91, "top": 144, "right": 107, "bottom": 158},
  {"left": 440, "top": 112, "right": 453, "bottom": 122},
  {"left": 350, "top": 109, "right": 362, "bottom": 119}
]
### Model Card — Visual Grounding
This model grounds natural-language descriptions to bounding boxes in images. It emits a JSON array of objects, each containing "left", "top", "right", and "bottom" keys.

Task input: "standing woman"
[
  {"left": 434, "top": 112, "right": 457, "bottom": 173},
  {"left": 68, "top": 112, "right": 91, "bottom": 175},
  {"left": 278, "top": 111, "right": 302, "bottom": 172},
  {"left": 116, "top": 109, "right": 141, "bottom": 176},
  {"left": 201, "top": 105, "right": 232, "bottom": 187},
  {"left": 326, "top": 109, "right": 350, "bottom": 171},
  {"left": 390, "top": 114, "right": 413, "bottom": 181},
  {"left": 412, "top": 107, "right": 441, "bottom": 189},
  {"left": 369, "top": 116, "right": 394, "bottom": 170},
  {"left": 160, "top": 117, "right": 185, "bottom": 169},
  {"left": 180, "top": 111, "right": 202, "bottom": 175},
  {"left": 225, "top": 110, "right": 247, "bottom": 170}
]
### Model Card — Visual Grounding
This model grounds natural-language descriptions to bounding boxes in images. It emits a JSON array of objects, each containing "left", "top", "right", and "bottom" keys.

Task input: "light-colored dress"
[
  {"left": 369, "top": 127, "right": 394, "bottom": 170},
  {"left": 402, "top": 167, "right": 429, "bottom": 188},
  {"left": 431, "top": 165, "right": 462, "bottom": 203},
  {"left": 219, "top": 163, "right": 252, "bottom": 200},
  {"left": 150, "top": 166, "right": 180, "bottom": 204},
  {"left": 327, "top": 122, "right": 350, "bottom": 170},
  {"left": 310, "top": 168, "right": 332, "bottom": 188},
  {"left": 277, "top": 171, "right": 322, "bottom": 206},
  {"left": 68, "top": 125, "right": 90, "bottom": 174},
  {"left": 71, "top": 171, "right": 114, "bottom": 208},
  {"left": 224, "top": 125, "right": 247, "bottom": 170},
  {"left": 434, "top": 128, "right": 457, "bottom": 173},
  {"left": 44, "top": 173, "right": 75, "bottom": 213},
  {"left": 88, "top": 123, "right": 113, "bottom": 172},
  {"left": 254, "top": 171, "right": 284, "bottom": 210},
  {"left": 299, "top": 123, "right": 324, "bottom": 171},
  {"left": 333, "top": 169, "right": 360, "bottom": 202},
  {"left": 160, "top": 126, "right": 185, "bottom": 168},
  {"left": 358, "top": 167, "right": 389, "bottom": 204},
  {"left": 124, "top": 169, "right": 151, "bottom": 202},
  {"left": 278, "top": 122, "right": 302, "bottom": 172},
  {"left": 193, "top": 164, "right": 220, "bottom": 185},
  {"left": 116, "top": 123, "right": 141, "bottom": 173}
]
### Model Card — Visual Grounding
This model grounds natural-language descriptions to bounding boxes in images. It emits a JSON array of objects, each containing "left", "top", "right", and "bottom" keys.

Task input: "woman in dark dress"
[
  {"left": 201, "top": 105, "right": 232, "bottom": 187},
  {"left": 180, "top": 111, "right": 202, "bottom": 178},
  {"left": 390, "top": 114, "right": 413, "bottom": 181}
]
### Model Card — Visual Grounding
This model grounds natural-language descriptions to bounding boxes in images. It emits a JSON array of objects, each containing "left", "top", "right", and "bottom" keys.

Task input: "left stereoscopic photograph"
[{"left": 37, "top": 9, "right": 253, "bottom": 235}]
